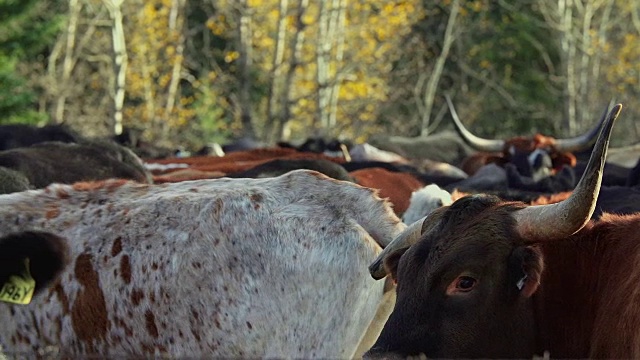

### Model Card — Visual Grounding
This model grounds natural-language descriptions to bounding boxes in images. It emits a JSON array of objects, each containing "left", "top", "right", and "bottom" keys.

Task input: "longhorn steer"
[
  {"left": 447, "top": 95, "right": 604, "bottom": 178},
  {"left": 365, "top": 105, "right": 640, "bottom": 358},
  {"left": 0, "top": 170, "right": 403, "bottom": 358}
]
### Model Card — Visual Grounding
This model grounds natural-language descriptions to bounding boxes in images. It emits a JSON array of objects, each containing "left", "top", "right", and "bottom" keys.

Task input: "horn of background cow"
[
  {"left": 554, "top": 105, "right": 610, "bottom": 152},
  {"left": 513, "top": 104, "right": 622, "bottom": 243},
  {"left": 446, "top": 95, "right": 505, "bottom": 153},
  {"left": 369, "top": 216, "right": 427, "bottom": 280}
]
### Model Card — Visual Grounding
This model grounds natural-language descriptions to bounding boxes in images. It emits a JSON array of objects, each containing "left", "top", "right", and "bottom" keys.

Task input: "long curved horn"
[
  {"left": 446, "top": 95, "right": 504, "bottom": 152},
  {"left": 369, "top": 208, "right": 448, "bottom": 279},
  {"left": 513, "top": 104, "right": 622, "bottom": 243},
  {"left": 369, "top": 217, "right": 427, "bottom": 280},
  {"left": 554, "top": 105, "right": 609, "bottom": 152}
]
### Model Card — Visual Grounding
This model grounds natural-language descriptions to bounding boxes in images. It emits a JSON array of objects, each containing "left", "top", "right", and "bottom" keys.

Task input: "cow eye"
[
  {"left": 446, "top": 275, "right": 478, "bottom": 295},
  {"left": 456, "top": 276, "right": 476, "bottom": 291}
]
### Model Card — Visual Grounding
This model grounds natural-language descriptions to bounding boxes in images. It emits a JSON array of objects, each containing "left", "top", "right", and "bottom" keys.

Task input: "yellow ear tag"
[{"left": 0, "top": 258, "right": 36, "bottom": 305}]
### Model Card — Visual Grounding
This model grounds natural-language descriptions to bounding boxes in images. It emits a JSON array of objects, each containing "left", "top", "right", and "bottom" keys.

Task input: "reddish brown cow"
[
  {"left": 350, "top": 168, "right": 425, "bottom": 215},
  {"left": 365, "top": 105, "right": 640, "bottom": 358},
  {"left": 146, "top": 148, "right": 345, "bottom": 175},
  {"left": 447, "top": 96, "right": 603, "bottom": 177}
]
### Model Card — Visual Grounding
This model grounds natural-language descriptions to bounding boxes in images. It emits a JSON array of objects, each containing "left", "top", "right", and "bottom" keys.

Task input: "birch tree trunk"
[
  {"left": 162, "top": 0, "right": 186, "bottom": 141},
  {"left": 279, "top": 0, "right": 309, "bottom": 140},
  {"left": 327, "top": 0, "right": 346, "bottom": 131},
  {"left": 54, "top": 0, "right": 81, "bottom": 124},
  {"left": 315, "top": 0, "right": 346, "bottom": 135},
  {"left": 420, "top": 0, "right": 460, "bottom": 136},
  {"left": 315, "top": 1, "right": 329, "bottom": 133},
  {"left": 266, "top": 0, "right": 289, "bottom": 140},
  {"left": 104, "top": 0, "right": 127, "bottom": 136},
  {"left": 234, "top": 0, "right": 256, "bottom": 138}
]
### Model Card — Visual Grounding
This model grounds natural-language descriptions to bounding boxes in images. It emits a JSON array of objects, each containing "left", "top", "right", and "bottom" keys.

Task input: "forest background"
[{"left": 1, "top": 0, "right": 639, "bottom": 150}]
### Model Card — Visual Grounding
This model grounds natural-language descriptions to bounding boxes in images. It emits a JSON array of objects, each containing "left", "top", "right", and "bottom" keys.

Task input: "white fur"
[
  {"left": 0, "top": 170, "right": 404, "bottom": 359},
  {"left": 402, "top": 184, "right": 453, "bottom": 225}
]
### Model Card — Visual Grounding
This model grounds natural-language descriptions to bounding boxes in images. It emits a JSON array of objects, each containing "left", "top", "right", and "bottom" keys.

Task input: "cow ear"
[
  {"left": 383, "top": 247, "right": 409, "bottom": 283},
  {"left": 0, "top": 232, "right": 69, "bottom": 296},
  {"left": 509, "top": 246, "right": 544, "bottom": 298}
]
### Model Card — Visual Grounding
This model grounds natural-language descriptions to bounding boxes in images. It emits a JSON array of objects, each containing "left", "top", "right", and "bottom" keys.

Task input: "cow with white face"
[{"left": 0, "top": 170, "right": 403, "bottom": 358}]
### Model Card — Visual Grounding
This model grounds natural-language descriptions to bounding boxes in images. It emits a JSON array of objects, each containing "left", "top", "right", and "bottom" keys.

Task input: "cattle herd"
[{"left": 1, "top": 103, "right": 640, "bottom": 358}]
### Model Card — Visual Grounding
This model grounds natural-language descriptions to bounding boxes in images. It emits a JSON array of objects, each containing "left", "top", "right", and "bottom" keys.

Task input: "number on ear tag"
[{"left": 0, "top": 258, "right": 36, "bottom": 305}]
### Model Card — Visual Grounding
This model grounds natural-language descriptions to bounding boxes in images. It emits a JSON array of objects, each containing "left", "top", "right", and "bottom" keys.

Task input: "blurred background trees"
[{"left": 1, "top": 0, "right": 638, "bottom": 149}]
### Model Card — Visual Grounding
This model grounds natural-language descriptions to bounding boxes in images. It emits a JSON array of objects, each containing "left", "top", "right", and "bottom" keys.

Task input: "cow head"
[
  {"left": 365, "top": 104, "right": 622, "bottom": 358},
  {"left": 447, "top": 96, "right": 605, "bottom": 178}
]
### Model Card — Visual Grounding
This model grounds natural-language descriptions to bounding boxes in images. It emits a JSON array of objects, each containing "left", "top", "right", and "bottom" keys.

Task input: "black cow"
[
  {"left": 0, "top": 124, "right": 80, "bottom": 151},
  {"left": 0, "top": 140, "right": 152, "bottom": 193},
  {"left": 278, "top": 137, "right": 353, "bottom": 159},
  {"left": 226, "top": 158, "right": 354, "bottom": 182},
  {"left": 113, "top": 127, "right": 174, "bottom": 160}
]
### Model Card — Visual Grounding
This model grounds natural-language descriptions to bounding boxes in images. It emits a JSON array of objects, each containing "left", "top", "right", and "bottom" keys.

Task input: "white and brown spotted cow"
[{"left": 0, "top": 170, "right": 403, "bottom": 358}]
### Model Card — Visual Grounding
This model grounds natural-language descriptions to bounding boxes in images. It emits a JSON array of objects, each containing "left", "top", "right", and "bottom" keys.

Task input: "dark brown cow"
[
  {"left": 447, "top": 96, "right": 604, "bottom": 178},
  {"left": 365, "top": 105, "right": 640, "bottom": 358}
]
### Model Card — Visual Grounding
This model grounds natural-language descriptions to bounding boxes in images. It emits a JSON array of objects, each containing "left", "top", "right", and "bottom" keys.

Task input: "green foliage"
[
  {"left": 192, "top": 75, "right": 233, "bottom": 144},
  {"left": 2, "top": 0, "right": 640, "bottom": 147},
  {"left": 0, "top": 0, "right": 61, "bottom": 125},
  {"left": 464, "top": 1, "right": 561, "bottom": 136}
]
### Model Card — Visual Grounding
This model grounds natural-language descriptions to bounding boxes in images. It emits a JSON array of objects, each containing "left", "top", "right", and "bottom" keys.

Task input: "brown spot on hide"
[
  {"left": 111, "top": 237, "right": 123, "bottom": 256},
  {"left": 131, "top": 289, "right": 144, "bottom": 306},
  {"left": 72, "top": 179, "right": 130, "bottom": 192},
  {"left": 250, "top": 192, "right": 263, "bottom": 203},
  {"left": 191, "top": 328, "right": 202, "bottom": 342},
  {"left": 54, "top": 283, "right": 70, "bottom": 315},
  {"left": 141, "top": 343, "right": 154, "bottom": 354},
  {"left": 120, "top": 255, "right": 131, "bottom": 284},
  {"left": 213, "top": 198, "right": 223, "bottom": 221},
  {"left": 45, "top": 207, "right": 60, "bottom": 219},
  {"left": 247, "top": 321, "right": 253, "bottom": 330},
  {"left": 71, "top": 253, "right": 110, "bottom": 345},
  {"left": 56, "top": 189, "right": 70, "bottom": 199},
  {"left": 151, "top": 262, "right": 158, "bottom": 271},
  {"left": 145, "top": 310, "right": 159, "bottom": 338}
]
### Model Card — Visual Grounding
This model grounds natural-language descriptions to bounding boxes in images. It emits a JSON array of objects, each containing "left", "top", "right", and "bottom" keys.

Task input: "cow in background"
[
  {"left": 0, "top": 170, "right": 402, "bottom": 359},
  {"left": 349, "top": 167, "right": 425, "bottom": 216},
  {"left": 365, "top": 105, "right": 640, "bottom": 359},
  {"left": 278, "top": 137, "right": 353, "bottom": 160},
  {"left": 0, "top": 124, "right": 80, "bottom": 151},
  {"left": 402, "top": 184, "right": 452, "bottom": 225},
  {"left": 226, "top": 158, "right": 354, "bottom": 182},
  {"left": 367, "top": 131, "right": 475, "bottom": 166},
  {"left": 0, "top": 140, "right": 152, "bottom": 193},
  {"left": 447, "top": 95, "right": 603, "bottom": 179}
]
